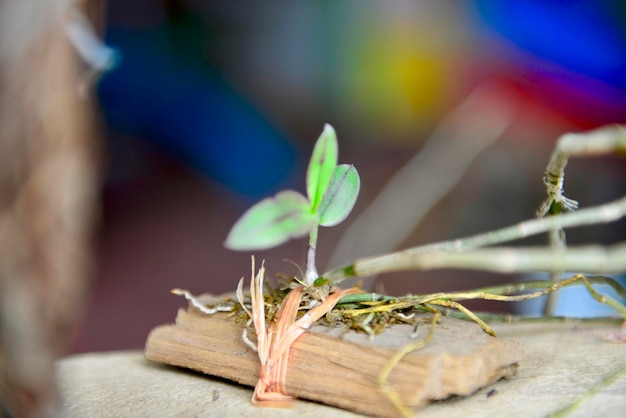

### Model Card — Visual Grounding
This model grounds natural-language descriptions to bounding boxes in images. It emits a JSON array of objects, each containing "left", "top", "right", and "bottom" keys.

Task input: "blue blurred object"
[
  {"left": 98, "top": 27, "right": 296, "bottom": 198},
  {"left": 476, "top": 1, "right": 626, "bottom": 87},
  {"left": 474, "top": 1, "right": 626, "bottom": 125}
]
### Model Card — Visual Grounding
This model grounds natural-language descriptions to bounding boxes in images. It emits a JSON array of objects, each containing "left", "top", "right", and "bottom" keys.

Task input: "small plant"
[
  {"left": 175, "top": 122, "right": 626, "bottom": 414},
  {"left": 225, "top": 124, "right": 360, "bottom": 286}
]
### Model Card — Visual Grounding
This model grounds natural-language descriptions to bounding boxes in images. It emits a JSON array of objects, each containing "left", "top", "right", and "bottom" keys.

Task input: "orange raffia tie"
[{"left": 238, "top": 257, "right": 360, "bottom": 408}]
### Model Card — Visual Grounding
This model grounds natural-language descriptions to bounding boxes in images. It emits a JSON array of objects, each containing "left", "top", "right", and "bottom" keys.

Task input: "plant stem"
[
  {"left": 324, "top": 195, "right": 626, "bottom": 284},
  {"left": 304, "top": 224, "right": 320, "bottom": 286},
  {"left": 537, "top": 125, "right": 626, "bottom": 314},
  {"left": 543, "top": 228, "right": 564, "bottom": 315},
  {"left": 329, "top": 241, "right": 626, "bottom": 285}
]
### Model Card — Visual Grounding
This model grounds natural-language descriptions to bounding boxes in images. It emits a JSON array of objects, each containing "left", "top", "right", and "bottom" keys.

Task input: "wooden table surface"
[{"left": 57, "top": 321, "right": 626, "bottom": 417}]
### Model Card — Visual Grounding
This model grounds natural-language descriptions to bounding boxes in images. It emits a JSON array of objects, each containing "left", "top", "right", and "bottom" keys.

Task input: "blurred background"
[{"left": 71, "top": 0, "right": 626, "bottom": 352}]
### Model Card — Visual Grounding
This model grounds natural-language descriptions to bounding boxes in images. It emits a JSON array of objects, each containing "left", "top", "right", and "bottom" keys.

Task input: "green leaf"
[
  {"left": 224, "top": 190, "right": 315, "bottom": 250},
  {"left": 313, "top": 277, "right": 329, "bottom": 287},
  {"left": 307, "top": 124, "right": 338, "bottom": 213},
  {"left": 318, "top": 164, "right": 360, "bottom": 227}
]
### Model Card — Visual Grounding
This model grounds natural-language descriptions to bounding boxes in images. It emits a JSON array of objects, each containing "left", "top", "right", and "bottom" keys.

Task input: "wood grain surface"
[{"left": 145, "top": 302, "right": 523, "bottom": 417}]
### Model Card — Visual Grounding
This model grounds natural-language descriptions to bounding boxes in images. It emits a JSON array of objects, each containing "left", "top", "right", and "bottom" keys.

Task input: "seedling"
[
  {"left": 225, "top": 124, "right": 360, "bottom": 286},
  {"left": 153, "top": 119, "right": 626, "bottom": 418}
]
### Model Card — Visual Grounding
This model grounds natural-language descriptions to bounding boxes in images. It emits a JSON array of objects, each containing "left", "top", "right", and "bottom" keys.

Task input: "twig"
[
  {"left": 538, "top": 124, "right": 626, "bottom": 218},
  {"left": 325, "top": 196, "right": 626, "bottom": 284},
  {"left": 352, "top": 241, "right": 626, "bottom": 278},
  {"left": 538, "top": 124, "right": 626, "bottom": 315}
]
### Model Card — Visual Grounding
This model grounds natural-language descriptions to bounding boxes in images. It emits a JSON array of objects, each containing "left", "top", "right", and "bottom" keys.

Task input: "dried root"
[{"left": 236, "top": 257, "right": 360, "bottom": 407}]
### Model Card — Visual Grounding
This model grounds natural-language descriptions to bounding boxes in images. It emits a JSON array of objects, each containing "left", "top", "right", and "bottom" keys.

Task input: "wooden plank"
[
  {"left": 145, "top": 301, "right": 523, "bottom": 417},
  {"left": 61, "top": 322, "right": 626, "bottom": 417}
]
